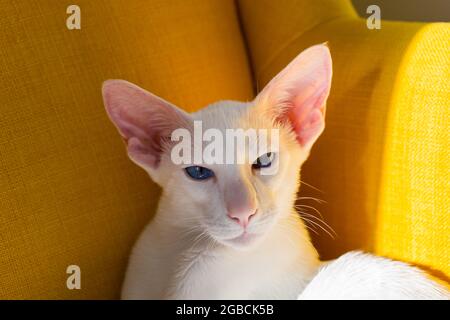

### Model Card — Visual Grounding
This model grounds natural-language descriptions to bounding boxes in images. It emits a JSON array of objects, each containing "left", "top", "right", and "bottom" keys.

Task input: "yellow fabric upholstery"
[
  {"left": 375, "top": 24, "right": 450, "bottom": 276},
  {"left": 0, "top": 0, "right": 448, "bottom": 299},
  {"left": 0, "top": 0, "right": 252, "bottom": 299},
  {"left": 239, "top": 0, "right": 449, "bottom": 276}
]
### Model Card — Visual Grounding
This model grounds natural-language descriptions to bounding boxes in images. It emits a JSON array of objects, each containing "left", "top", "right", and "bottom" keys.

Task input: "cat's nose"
[{"left": 228, "top": 208, "right": 257, "bottom": 228}]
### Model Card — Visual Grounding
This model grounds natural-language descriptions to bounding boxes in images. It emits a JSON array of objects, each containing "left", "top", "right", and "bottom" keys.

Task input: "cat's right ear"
[
  {"left": 102, "top": 80, "right": 191, "bottom": 171},
  {"left": 254, "top": 44, "right": 332, "bottom": 151}
]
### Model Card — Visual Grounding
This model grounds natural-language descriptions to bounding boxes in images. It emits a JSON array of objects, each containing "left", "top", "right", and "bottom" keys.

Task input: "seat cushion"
[{"left": 0, "top": 0, "right": 253, "bottom": 299}]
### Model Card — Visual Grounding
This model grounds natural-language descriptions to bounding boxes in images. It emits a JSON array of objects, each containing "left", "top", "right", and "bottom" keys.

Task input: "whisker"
[
  {"left": 298, "top": 211, "right": 336, "bottom": 236},
  {"left": 300, "top": 179, "right": 324, "bottom": 193},
  {"left": 297, "top": 217, "right": 320, "bottom": 235},
  {"left": 294, "top": 204, "right": 324, "bottom": 219},
  {"left": 295, "top": 202, "right": 337, "bottom": 238},
  {"left": 296, "top": 196, "right": 327, "bottom": 204},
  {"left": 299, "top": 215, "right": 335, "bottom": 239}
]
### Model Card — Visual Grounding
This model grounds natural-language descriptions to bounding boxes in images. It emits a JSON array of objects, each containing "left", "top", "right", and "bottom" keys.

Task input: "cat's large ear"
[
  {"left": 255, "top": 44, "right": 332, "bottom": 150},
  {"left": 102, "top": 80, "right": 191, "bottom": 171}
]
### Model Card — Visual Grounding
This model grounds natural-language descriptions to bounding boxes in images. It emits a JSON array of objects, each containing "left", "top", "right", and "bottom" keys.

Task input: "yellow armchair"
[
  {"left": 239, "top": 0, "right": 449, "bottom": 278},
  {"left": 0, "top": 0, "right": 448, "bottom": 299}
]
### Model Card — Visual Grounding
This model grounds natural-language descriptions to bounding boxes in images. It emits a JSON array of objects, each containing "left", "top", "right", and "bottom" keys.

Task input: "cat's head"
[{"left": 102, "top": 44, "right": 332, "bottom": 250}]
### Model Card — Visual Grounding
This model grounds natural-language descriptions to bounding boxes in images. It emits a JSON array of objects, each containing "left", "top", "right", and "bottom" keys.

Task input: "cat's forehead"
[{"left": 191, "top": 100, "right": 272, "bottom": 131}]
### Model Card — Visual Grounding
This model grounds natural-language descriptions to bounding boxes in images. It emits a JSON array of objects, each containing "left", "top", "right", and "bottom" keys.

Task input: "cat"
[{"left": 102, "top": 44, "right": 449, "bottom": 299}]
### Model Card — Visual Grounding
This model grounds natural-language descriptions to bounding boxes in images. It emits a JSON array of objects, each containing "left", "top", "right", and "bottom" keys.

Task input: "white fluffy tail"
[{"left": 298, "top": 252, "right": 449, "bottom": 300}]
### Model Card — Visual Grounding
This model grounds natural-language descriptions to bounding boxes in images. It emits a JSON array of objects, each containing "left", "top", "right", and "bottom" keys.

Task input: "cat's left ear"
[
  {"left": 102, "top": 80, "right": 191, "bottom": 174},
  {"left": 255, "top": 44, "right": 332, "bottom": 150}
]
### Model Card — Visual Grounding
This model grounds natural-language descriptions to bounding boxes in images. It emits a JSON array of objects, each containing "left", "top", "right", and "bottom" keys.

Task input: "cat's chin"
[{"left": 219, "top": 231, "right": 263, "bottom": 250}]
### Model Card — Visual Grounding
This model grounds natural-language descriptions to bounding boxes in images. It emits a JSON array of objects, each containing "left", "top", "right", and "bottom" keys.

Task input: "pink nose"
[{"left": 228, "top": 208, "right": 257, "bottom": 228}]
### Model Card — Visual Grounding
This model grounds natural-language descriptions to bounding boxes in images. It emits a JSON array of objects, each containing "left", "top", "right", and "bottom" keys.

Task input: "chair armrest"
[{"left": 374, "top": 23, "right": 450, "bottom": 277}]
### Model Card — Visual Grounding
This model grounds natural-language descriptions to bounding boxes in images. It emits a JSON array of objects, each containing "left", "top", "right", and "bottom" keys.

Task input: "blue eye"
[
  {"left": 185, "top": 166, "right": 215, "bottom": 180},
  {"left": 252, "top": 152, "right": 274, "bottom": 169}
]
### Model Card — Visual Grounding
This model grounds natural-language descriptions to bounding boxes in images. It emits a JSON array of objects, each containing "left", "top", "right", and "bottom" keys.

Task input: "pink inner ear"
[
  {"left": 289, "top": 83, "right": 328, "bottom": 146},
  {"left": 127, "top": 137, "right": 160, "bottom": 168},
  {"left": 102, "top": 80, "right": 190, "bottom": 169},
  {"left": 291, "top": 107, "right": 324, "bottom": 146},
  {"left": 258, "top": 44, "right": 332, "bottom": 149}
]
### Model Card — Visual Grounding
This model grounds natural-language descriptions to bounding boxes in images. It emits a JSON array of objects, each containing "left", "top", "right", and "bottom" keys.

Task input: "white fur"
[{"left": 299, "top": 252, "right": 449, "bottom": 300}]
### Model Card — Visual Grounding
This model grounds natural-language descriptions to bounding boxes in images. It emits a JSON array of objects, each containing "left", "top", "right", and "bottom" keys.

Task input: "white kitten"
[{"left": 102, "top": 45, "right": 449, "bottom": 300}]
